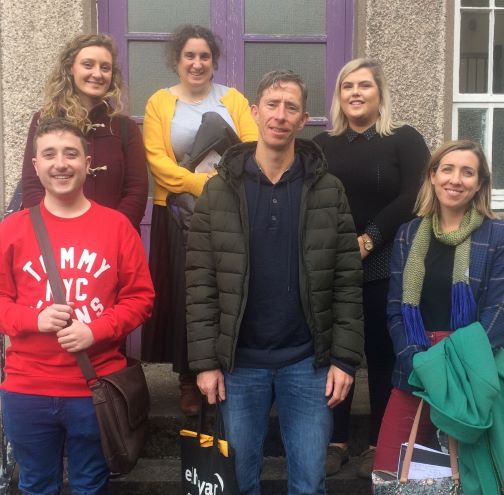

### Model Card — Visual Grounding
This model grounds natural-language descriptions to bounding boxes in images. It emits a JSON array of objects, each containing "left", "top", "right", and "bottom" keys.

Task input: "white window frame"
[{"left": 453, "top": 0, "right": 504, "bottom": 208}]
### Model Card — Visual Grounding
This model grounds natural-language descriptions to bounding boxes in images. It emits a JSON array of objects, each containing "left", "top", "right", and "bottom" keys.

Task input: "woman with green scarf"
[{"left": 374, "top": 140, "right": 504, "bottom": 472}]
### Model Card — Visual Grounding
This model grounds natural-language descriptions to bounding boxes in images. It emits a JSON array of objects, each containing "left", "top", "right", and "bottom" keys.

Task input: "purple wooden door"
[
  {"left": 98, "top": 0, "right": 352, "bottom": 129},
  {"left": 97, "top": 0, "right": 353, "bottom": 357}
]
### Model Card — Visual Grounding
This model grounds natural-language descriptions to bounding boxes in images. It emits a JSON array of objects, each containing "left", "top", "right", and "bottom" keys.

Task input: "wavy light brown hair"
[
  {"left": 414, "top": 140, "right": 495, "bottom": 219},
  {"left": 328, "top": 58, "right": 399, "bottom": 136},
  {"left": 40, "top": 34, "right": 123, "bottom": 132}
]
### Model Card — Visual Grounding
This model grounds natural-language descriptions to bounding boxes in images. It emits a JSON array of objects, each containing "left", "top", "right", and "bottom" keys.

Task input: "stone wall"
[
  {"left": 0, "top": 1, "right": 454, "bottom": 209},
  {"left": 0, "top": 0, "right": 94, "bottom": 211},
  {"left": 354, "top": 0, "right": 453, "bottom": 152}
]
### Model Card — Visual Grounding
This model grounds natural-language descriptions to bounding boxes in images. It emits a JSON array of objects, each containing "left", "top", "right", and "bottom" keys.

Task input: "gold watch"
[{"left": 363, "top": 235, "right": 374, "bottom": 252}]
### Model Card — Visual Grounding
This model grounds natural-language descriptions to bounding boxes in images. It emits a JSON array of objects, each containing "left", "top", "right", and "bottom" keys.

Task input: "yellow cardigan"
[{"left": 143, "top": 86, "right": 258, "bottom": 206}]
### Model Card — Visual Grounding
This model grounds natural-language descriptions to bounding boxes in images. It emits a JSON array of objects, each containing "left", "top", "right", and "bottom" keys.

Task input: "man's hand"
[
  {"left": 56, "top": 320, "right": 94, "bottom": 352},
  {"left": 38, "top": 303, "right": 73, "bottom": 333},
  {"left": 325, "top": 365, "right": 354, "bottom": 408},
  {"left": 197, "top": 369, "right": 225, "bottom": 404}
]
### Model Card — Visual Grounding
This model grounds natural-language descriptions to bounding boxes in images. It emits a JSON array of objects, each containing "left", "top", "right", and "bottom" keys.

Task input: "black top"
[
  {"left": 420, "top": 236, "right": 454, "bottom": 331},
  {"left": 314, "top": 125, "right": 430, "bottom": 282},
  {"left": 235, "top": 154, "right": 313, "bottom": 369}
]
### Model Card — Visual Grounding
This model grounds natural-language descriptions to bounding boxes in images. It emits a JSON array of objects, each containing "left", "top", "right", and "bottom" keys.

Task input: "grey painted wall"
[
  {"left": 354, "top": 0, "right": 452, "bottom": 152},
  {"left": 0, "top": 0, "right": 452, "bottom": 211},
  {"left": 0, "top": 0, "right": 94, "bottom": 212}
]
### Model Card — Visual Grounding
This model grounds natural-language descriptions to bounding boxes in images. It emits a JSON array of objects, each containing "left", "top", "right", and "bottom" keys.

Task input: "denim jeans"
[
  {"left": 220, "top": 356, "right": 333, "bottom": 495},
  {"left": 1, "top": 390, "right": 109, "bottom": 495}
]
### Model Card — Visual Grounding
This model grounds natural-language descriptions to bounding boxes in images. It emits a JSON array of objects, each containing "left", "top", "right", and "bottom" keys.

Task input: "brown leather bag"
[{"left": 29, "top": 205, "right": 150, "bottom": 475}]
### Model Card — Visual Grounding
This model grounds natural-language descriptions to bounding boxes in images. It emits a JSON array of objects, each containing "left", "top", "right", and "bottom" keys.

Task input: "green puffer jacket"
[{"left": 186, "top": 139, "right": 364, "bottom": 373}]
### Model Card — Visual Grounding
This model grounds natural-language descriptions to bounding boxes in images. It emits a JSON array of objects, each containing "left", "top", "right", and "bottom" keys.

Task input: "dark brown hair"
[
  {"left": 169, "top": 24, "right": 221, "bottom": 72},
  {"left": 33, "top": 117, "right": 88, "bottom": 155}
]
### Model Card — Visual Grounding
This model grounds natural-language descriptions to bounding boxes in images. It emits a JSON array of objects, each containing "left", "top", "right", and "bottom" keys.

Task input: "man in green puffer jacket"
[{"left": 186, "top": 70, "right": 364, "bottom": 494}]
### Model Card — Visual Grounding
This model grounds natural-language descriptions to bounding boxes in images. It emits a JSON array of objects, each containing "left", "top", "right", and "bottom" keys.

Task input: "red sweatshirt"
[{"left": 0, "top": 201, "right": 154, "bottom": 396}]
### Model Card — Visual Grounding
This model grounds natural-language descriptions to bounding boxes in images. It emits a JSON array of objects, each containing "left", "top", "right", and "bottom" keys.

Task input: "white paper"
[
  {"left": 398, "top": 443, "right": 453, "bottom": 480},
  {"left": 194, "top": 150, "right": 222, "bottom": 173}
]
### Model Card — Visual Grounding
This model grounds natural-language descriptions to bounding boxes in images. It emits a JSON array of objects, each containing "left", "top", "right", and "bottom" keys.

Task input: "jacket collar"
[{"left": 217, "top": 138, "right": 327, "bottom": 188}]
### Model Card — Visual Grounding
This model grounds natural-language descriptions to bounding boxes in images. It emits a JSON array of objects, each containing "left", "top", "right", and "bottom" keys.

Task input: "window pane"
[
  {"left": 459, "top": 12, "right": 489, "bottom": 93},
  {"left": 128, "top": 0, "right": 210, "bottom": 32},
  {"left": 494, "top": 12, "right": 504, "bottom": 93},
  {"left": 458, "top": 108, "right": 487, "bottom": 148},
  {"left": 244, "top": 0, "right": 325, "bottom": 35},
  {"left": 128, "top": 41, "right": 178, "bottom": 117},
  {"left": 299, "top": 125, "right": 327, "bottom": 140},
  {"left": 461, "top": 0, "right": 488, "bottom": 5},
  {"left": 244, "top": 43, "right": 325, "bottom": 116},
  {"left": 492, "top": 109, "right": 504, "bottom": 188},
  {"left": 497, "top": 0, "right": 504, "bottom": 6}
]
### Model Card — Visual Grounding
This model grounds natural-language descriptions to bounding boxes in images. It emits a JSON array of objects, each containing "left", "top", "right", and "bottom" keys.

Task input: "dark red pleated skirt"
[{"left": 141, "top": 204, "right": 189, "bottom": 372}]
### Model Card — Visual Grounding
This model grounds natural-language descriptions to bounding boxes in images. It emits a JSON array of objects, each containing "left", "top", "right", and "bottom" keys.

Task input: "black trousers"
[{"left": 331, "top": 278, "right": 395, "bottom": 446}]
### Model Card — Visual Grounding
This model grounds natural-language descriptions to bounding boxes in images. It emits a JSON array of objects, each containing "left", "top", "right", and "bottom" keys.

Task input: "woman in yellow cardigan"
[{"left": 142, "top": 24, "right": 257, "bottom": 415}]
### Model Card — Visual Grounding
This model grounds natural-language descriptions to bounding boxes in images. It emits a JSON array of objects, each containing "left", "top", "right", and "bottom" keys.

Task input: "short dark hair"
[
  {"left": 33, "top": 117, "right": 88, "bottom": 156},
  {"left": 255, "top": 70, "right": 308, "bottom": 112},
  {"left": 169, "top": 24, "right": 221, "bottom": 72}
]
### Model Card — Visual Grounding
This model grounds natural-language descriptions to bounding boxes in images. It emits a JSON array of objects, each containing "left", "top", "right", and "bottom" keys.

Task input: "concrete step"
[
  {"left": 9, "top": 457, "right": 373, "bottom": 494},
  {"left": 142, "top": 363, "right": 372, "bottom": 458},
  {"left": 7, "top": 363, "right": 373, "bottom": 494}
]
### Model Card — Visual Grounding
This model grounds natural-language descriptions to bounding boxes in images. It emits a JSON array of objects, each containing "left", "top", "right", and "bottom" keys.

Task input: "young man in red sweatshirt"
[{"left": 0, "top": 118, "right": 154, "bottom": 494}]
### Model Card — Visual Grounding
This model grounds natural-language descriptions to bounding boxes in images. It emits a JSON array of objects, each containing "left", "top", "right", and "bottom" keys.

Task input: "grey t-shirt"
[{"left": 170, "top": 83, "right": 237, "bottom": 162}]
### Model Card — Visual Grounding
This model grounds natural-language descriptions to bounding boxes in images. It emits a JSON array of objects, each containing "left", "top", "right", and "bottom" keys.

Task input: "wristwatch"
[{"left": 362, "top": 235, "right": 374, "bottom": 252}]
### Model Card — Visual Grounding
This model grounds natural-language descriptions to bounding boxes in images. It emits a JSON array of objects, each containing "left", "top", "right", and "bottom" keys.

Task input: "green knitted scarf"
[{"left": 402, "top": 206, "right": 483, "bottom": 346}]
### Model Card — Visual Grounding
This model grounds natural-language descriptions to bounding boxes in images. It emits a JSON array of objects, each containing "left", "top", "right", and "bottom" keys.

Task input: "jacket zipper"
[{"left": 229, "top": 181, "right": 250, "bottom": 372}]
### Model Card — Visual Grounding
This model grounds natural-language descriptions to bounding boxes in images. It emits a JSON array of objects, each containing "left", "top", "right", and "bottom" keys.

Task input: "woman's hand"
[{"left": 357, "top": 235, "right": 370, "bottom": 260}]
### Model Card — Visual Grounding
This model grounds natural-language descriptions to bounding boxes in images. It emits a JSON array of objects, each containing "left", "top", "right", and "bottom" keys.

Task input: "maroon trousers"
[{"left": 374, "top": 331, "right": 452, "bottom": 472}]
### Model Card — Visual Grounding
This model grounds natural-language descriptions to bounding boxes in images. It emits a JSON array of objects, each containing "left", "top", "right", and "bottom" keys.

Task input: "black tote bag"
[{"left": 180, "top": 401, "right": 239, "bottom": 495}]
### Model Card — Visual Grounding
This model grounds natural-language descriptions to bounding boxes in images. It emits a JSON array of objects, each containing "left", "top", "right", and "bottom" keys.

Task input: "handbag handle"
[
  {"left": 399, "top": 399, "right": 460, "bottom": 485},
  {"left": 196, "top": 397, "right": 228, "bottom": 454},
  {"left": 29, "top": 205, "right": 98, "bottom": 382}
]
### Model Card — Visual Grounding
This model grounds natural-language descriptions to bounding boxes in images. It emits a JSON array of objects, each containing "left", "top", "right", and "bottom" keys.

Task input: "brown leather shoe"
[
  {"left": 357, "top": 447, "right": 376, "bottom": 479},
  {"left": 326, "top": 445, "right": 350, "bottom": 476},
  {"left": 179, "top": 373, "right": 202, "bottom": 416}
]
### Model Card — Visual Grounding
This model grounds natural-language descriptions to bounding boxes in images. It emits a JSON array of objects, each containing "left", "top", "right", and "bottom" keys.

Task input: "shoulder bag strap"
[
  {"left": 29, "top": 205, "right": 97, "bottom": 382},
  {"left": 399, "top": 399, "right": 424, "bottom": 483},
  {"left": 399, "top": 399, "right": 460, "bottom": 484},
  {"left": 448, "top": 436, "right": 460, "bottom": 484}
]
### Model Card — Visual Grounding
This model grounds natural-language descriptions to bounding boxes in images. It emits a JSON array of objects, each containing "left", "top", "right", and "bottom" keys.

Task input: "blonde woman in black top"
[{"left": 314, "top": 58, "right": 430, "bottom": 478}]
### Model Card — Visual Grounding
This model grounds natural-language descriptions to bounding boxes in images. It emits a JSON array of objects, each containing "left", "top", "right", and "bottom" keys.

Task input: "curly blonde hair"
[{"left": 40, "top": 34, "right": 124, "bottom": 132}]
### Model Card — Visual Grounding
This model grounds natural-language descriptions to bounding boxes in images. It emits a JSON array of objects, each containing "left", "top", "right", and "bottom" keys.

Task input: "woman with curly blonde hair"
[{"left": 22, "top": 34, "right": 148, "bottom": 231}]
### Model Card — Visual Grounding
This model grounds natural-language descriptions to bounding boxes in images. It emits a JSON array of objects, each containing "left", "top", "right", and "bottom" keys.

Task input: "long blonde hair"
[
  {"left": 414, "top": 140, "right": 495, "bottom": 219},
  {"left": 328, "top": 58, "right": 399, "bottom": 137},
  {"left": 40, "top": 34, "right": 123, "bottom": 132}
]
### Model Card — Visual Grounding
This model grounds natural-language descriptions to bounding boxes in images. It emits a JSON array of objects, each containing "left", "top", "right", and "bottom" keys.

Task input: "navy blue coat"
[{"left": 388, "top": 216, "right": 504, "bottom": 391}]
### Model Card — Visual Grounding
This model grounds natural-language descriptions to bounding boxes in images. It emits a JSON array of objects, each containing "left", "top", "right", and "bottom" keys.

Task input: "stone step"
[
  {"left": 144, "top": 411, "right": 371, "bottom": 459},
  {"left": 142, "top": 363, "right": 372, "bottom": 458},
  {"left": 8, "top": 457, "right": 373, "bottom": 494},
  {"left": 7, "top": 363, "right": 373, "bottom": 494}
]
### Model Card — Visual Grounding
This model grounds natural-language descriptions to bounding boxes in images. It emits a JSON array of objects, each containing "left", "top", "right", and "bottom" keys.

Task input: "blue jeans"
[
  {"left": 1, "top": 391, "right": 109, "bottom": 495},
  {"left": 220, "top": 357, "right": 333, "bottom": 495}
]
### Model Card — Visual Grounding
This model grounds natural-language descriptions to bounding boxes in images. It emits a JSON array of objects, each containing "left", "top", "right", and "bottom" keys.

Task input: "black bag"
[
  {"left": 168, "top": 111, "right": 241, "bottom": 239},
  {"left": 180, "top": 401, "right": 239, "bottom": 494},
  {"left": 29, "top": 205, "right": 150, "bottom": 475}
]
